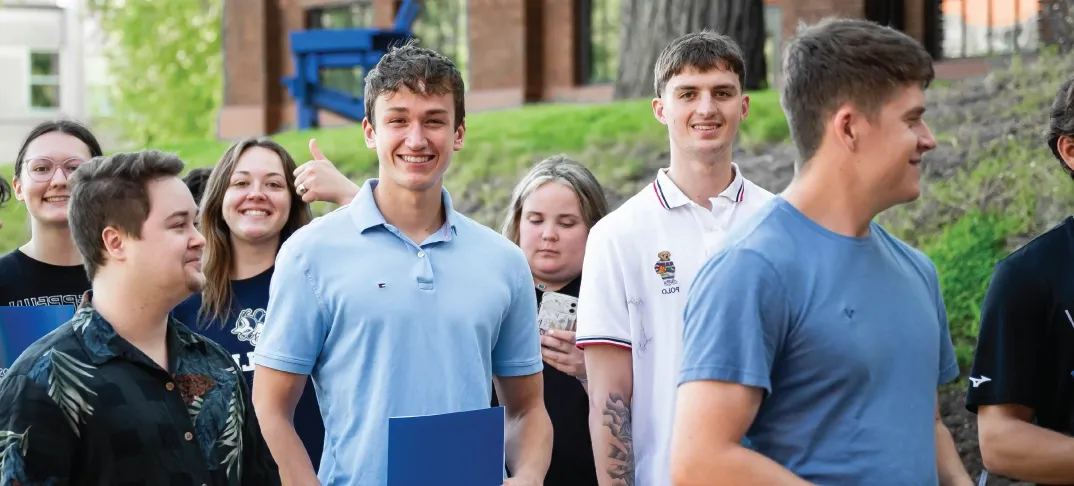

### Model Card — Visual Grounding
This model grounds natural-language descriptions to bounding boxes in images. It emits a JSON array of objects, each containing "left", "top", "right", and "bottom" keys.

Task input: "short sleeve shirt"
[
  {"left": 575, "top": 165, "right": 774, "bottom": 486},
  {"left": 966, "top": 217, "right": 1074, "bottom": 440},
  {"left": 0, "top": 291, "right": 279, "bottom": 485},
  {"left": 253, "top": 179, "right": 542, "bottom": 485}
]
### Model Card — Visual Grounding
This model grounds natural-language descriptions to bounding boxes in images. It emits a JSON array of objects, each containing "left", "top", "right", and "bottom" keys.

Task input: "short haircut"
[
  {"left": 363, "top": 38, "right": 466, "bottom": 130},
  {"left": 781, "top": 18, "right": 935, "bottom": 163},
  {"left": 69, "top": 150, "right": 185, "bottom": 280},
  {"left": 653, "top": 30, "right": 746, "bottom": 97},
  {"left": 183, "top": 167, "right": 213, "bottom": 206},
  {"left": 1047, "top": 73, "right": 1074, "bottom": 180},
  {"left": 500, "top": 155, "right": 610, "bottom": 246}
]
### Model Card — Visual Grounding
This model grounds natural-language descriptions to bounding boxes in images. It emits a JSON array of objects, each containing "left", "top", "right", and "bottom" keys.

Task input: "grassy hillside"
[{"left": 0, "top": 90, "right": 788, "bottom": 252}]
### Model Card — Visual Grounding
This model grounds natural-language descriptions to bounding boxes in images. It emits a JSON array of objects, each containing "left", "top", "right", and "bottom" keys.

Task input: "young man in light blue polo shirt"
[
  {"left": 250, "top": 41, "right": 553, "bottom": 486},
  {"left": 669, "top": 19, "right": 974, "bottom": 486}
]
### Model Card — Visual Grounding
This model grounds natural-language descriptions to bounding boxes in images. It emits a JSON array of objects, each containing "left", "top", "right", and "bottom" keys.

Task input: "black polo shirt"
[
  {"left": 0, "top": 291, "right": 280, "bottom": 485},
  {"left": 966, "top": 216, "right": 1074, "bottom": 443}
]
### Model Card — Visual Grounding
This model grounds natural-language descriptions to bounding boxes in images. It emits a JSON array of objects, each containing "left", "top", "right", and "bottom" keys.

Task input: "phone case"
[{"left": 538, "top": 291, "right": 579, "bottom": 333}]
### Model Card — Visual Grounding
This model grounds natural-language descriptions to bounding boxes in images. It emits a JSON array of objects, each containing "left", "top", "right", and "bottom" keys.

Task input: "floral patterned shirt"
[{"left": 0, "top": 292, "right": 279, "bottom": 485}]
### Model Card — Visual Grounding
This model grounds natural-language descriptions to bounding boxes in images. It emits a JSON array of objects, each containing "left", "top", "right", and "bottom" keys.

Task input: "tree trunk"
[{"left": 613, "top": 0, "right": 768, "bottom": 100}]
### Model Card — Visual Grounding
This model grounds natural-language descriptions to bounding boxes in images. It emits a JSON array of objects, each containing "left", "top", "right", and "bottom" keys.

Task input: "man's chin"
[{"left": 186, "top": 274, "right": 207, "bottom": 294}]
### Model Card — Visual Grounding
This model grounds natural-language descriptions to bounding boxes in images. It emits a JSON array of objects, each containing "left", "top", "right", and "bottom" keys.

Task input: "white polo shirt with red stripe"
[{"left": 576, "top": 164, "right": 774, "bottom": 485}]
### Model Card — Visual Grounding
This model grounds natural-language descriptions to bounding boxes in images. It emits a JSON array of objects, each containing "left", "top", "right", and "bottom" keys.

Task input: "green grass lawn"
[{"left": 0, "top": 90, "right": 788, "bottom": 252}]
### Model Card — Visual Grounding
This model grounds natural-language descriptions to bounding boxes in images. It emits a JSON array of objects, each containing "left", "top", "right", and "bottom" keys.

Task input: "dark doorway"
[{"left": 865, "top": 0, "right": 905, "bottom": 31}]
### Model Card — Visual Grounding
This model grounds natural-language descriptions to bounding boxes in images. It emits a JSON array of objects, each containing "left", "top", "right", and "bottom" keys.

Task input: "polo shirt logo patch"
[{"left": 655, "top": 251, "right": 680, "bottom": 295}]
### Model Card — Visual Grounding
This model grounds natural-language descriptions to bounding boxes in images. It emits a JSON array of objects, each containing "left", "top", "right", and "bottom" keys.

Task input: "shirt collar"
[
  {"left": 350, "top": 178, "right": 459, "bottom": 239},
  {"left": 74, "top": 290, "right": 204, "bottom": 367},
  {"left": 651, "top": 163, "right": 747, "bottom": 211}
]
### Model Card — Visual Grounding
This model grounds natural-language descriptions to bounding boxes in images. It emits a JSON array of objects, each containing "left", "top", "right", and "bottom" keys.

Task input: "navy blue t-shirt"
[{"left": 172, "top": 266, "right": 325, "bottom": 469}]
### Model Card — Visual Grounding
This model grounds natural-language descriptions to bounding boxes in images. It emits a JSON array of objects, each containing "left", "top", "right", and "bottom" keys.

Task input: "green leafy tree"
[{"left": 86, "top": 0, "right": 223, "bottom": 145}]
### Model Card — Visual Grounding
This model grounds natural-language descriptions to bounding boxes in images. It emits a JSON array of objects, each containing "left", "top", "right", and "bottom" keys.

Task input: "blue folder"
[
  {"left": 388, "top": 406, "right": 506, "bottom": 486},
  {"left": 0, "top": 305, "right": 75, "bottom": 368}
]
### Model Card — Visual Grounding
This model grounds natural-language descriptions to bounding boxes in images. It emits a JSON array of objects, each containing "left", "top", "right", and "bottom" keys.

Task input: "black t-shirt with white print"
[
  {"left": 0, "top": 249, "right": 90, "bottom": 307},
  {"left": 966, "top": 216, "right": 1074, "bottom": 485}
]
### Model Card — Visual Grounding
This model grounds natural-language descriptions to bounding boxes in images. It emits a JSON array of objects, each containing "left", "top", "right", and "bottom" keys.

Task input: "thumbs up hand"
[{"left": 293, "top": 138, "right": 360, "bottom": 206}]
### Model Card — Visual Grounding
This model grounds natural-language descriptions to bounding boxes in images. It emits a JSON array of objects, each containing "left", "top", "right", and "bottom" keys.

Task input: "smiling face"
[
  {"left": 363, "top": 86, "right": 465, "bottom": 195},
  {"left": 221, "top": 146, "right": 291, "bottom": 245},
  {"left": 653, "top": 65, "right": 749, "bottom": 162},
  {"left": 853, "top": 83, "right": 937, "bottom": 207},
  {"left": 14, "top": 132, "right": 92, "bottom": 227},
  {"left": 122, "top": 177, "right": 206, "bottom": 297},
  {"left": 518, "top": 181, "right": 590, "bottom": 286}
]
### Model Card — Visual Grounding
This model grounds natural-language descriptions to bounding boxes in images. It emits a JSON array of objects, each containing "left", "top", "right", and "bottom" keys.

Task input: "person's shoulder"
[
  {"left": 0, "top": 249, "right": 24, "bottom": 282},
  {"left": 452, "top": 212, "right": 528, "bottom": 264},
  {"left": 587, "top": 187, "right": 659, "bottom": 243},
  {"left": 171, "top": 318, "right": 233, "bottom": 364},
  {"left": 996, "top": 216, "right": 1074, "bottom": 274}
]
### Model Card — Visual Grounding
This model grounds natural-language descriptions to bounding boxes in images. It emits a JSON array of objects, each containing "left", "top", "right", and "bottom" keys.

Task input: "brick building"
[{"left": 219, "top": 0, "right": 1046, "bottom": 140}]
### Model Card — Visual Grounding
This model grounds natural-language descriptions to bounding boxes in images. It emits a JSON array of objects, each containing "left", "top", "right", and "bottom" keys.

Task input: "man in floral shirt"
[{"left": 0, "top": 150, "right": 279, "bottom": 485}]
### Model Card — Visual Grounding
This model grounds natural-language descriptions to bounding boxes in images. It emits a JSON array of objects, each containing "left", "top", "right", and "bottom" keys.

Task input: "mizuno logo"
[{"left": 969, "top": 376, "right": 991, "bottom": 388}]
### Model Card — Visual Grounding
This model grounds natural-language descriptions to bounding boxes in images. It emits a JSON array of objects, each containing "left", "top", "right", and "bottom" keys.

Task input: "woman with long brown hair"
[{"left": 170, "top": 137, "right": 325, "bottom": 469}]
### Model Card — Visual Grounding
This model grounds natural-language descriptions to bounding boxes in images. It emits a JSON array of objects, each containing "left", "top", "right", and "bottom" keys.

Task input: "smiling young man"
[
  {"left": 575, "top": 31, "right": 774, "bottom": 486},
  {"left": 0, "top": 150, "right": 279, "bottom": 485},
  {"left": 251, "top": 41, "right": 553, "bottom": 486},
  {"left": 965, "top": 74, "right": 1074, "bottom": 486},
  {"left": 670, "top": 19, "right": 972, "bottom": 486}
]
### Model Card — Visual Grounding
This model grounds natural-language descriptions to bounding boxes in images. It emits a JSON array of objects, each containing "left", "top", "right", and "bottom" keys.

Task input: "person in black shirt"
[
  {"left": 966, "top": 73, "right": 1074, "bottom": 485},
  {"left": 494, "top": 155, "right": 610, "bottom": 486},
  {"left": 0, "top": 121, "right": 103, "bottom": 307},
  {"left": 172, "top": 137, "right": 326, "bottom": 473},
  {"left": 0, "top": 150, "right": 279, "bottom": 484}
]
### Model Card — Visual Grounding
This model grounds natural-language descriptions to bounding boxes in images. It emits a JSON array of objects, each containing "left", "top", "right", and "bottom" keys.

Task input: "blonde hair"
[{"left": 500, "top": 155, "right": 610, "bottom": 245}]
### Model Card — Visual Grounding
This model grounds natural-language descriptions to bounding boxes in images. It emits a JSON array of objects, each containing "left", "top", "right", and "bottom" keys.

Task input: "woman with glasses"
[{"left": 0, "top": 121, "right": 103, "bottom": 307}]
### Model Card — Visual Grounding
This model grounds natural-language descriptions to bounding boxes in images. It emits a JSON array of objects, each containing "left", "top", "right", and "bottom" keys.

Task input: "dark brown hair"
[
  {"left": 198, "top": 137, "right": 312, "bottom": 325},
  {"left": 1047, "top": 73, "right": 1074, "bottom": 180},
  {"left": 781, "top": 18, "right": 935, "bottom": 164},
  {"left": 15, "top": 120, "right": 104, "bottom": 181},
  {"left": 363, "top": 38, "right": 466, "bottom": 130},
  {"left": 653, "top": 30, "right": 746, "bottom": 98},
  {"left": 68, "top": 150, "right": 184, "bottom": 280}
]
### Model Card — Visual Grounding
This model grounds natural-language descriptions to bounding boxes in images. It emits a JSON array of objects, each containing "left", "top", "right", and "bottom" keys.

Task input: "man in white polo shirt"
[{"left": 576, "top": 31, "right": 775, "bottom": 486}]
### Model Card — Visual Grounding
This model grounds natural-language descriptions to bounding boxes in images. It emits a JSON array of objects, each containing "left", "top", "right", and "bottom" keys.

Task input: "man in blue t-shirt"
[{"left": 669, "top": 19, "right": 974, "bottom": 486}]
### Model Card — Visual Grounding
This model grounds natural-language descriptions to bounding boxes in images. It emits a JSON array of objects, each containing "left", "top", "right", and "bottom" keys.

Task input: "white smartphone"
[{"left": 538, "top": 291, "right": 579, "bottom": 333}]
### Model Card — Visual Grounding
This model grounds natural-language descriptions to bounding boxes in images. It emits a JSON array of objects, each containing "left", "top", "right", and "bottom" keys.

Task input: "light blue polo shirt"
[{"left": 254, "top": 179, "right": 543, "bottom": 486}]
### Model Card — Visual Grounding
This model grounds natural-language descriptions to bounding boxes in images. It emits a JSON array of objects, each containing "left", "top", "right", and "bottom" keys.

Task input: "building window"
[
  {"left": 576, "top": 0, "right": 621, "bottom": 85},
  {"left": 29, "top": 52, "right": 60, "bottom": 110},
  {"left": 941, "top": 0, "right": 1040, "bottom": 59},
  {"left": 306, "top": 1, "right": 376, "bottom": 98},
  {"left": 411, "top": 0, "right": 470, "bottom": 87}
]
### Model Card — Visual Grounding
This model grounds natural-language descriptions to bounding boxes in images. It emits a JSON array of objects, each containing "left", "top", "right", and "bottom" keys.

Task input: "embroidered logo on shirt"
[
  {"left": 231, "top": 308, "right": 266, "bottom": 347},
  {"left": 654, "top": 251, "right": 680, "bottom": 296},
  {"left": 969, "top": 376, "right": 991, "bottom": 388}
]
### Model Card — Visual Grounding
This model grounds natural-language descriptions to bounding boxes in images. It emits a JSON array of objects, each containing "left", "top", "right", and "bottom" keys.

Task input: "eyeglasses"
[{"left": 23, "top": 157, "right": 86, "bottom": 183}]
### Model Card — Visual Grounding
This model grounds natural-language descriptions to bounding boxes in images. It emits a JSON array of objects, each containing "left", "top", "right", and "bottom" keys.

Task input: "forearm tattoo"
[{"left": 602, "top": 394, "right": 635, "bottom": 486}]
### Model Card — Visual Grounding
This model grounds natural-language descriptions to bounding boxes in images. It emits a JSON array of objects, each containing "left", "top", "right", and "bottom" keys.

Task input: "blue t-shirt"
[
  {"left": 172, "top": 267, "right": 325, "bottom": 470},
  {"left": 680, "top": 197, "right": 959, "bottom": 485}
]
